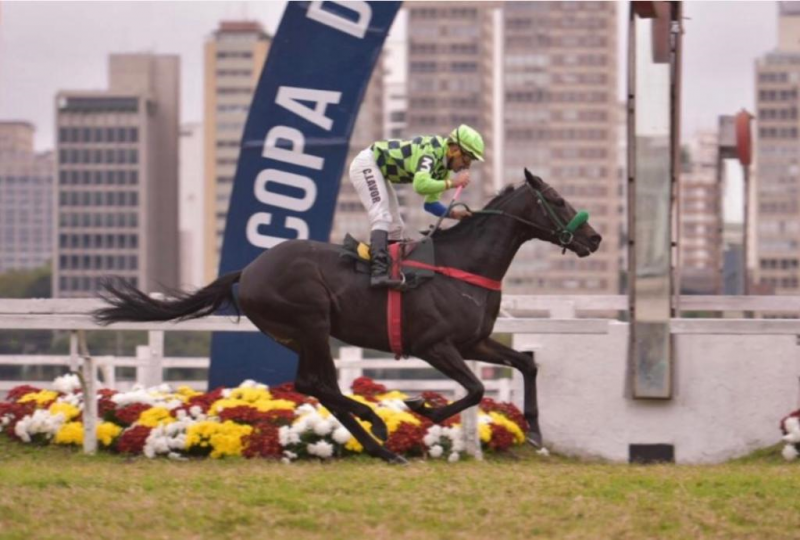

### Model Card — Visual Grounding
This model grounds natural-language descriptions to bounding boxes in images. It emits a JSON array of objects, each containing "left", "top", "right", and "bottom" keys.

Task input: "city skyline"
[{"left": 0, "top": 2, "right": 780, "bottom": 152}]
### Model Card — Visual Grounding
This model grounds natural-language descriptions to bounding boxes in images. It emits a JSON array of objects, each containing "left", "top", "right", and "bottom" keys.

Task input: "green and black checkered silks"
[{"left": 371, "top": 136, "right": 449, "bottom": 185}]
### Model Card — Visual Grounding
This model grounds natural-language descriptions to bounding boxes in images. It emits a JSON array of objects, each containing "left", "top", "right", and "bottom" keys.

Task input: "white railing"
[{"left": 4, "top": 295, "right": 800, "bottom": 457}]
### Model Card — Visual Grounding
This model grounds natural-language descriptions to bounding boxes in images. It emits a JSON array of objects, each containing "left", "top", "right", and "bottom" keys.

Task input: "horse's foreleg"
[
  {"left": 462, "top": 338, "right": 542, "bottom": 447},
  {"left": 407, "top": 343, "right": 484, "bottom": 424}
]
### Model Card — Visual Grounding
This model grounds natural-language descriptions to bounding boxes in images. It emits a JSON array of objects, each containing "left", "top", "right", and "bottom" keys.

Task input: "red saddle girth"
[{"left": 385, "top": 243, "right": 502, "bottom": 358}]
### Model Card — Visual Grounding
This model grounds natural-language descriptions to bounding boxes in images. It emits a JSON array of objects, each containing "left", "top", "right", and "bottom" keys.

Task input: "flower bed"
[
  {"left": 0, "top": 375, "right": 527, "bottom": 462},
  {"left": 780, "top": 410, "right": 800, "bottom": 460}
]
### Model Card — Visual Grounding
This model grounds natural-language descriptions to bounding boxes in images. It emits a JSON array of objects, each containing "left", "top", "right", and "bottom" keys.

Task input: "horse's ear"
[{"left": 524, "top": 168, "right": 542, "bottom": 186}]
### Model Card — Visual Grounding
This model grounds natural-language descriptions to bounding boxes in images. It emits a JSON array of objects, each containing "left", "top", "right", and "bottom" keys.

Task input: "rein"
[{"left": 450, "top": 183, "right": 590, "bottom": 254}]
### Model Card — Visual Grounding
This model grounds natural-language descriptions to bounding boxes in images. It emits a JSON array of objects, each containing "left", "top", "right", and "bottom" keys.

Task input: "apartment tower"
[{"left": 54, "top": 53, "right": 179, "bottom": 297}]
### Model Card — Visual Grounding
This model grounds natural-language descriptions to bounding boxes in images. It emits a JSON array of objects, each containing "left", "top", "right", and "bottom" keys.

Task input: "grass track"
[{"left": 1, "top": 437, "right": 800, "bottom": 540}]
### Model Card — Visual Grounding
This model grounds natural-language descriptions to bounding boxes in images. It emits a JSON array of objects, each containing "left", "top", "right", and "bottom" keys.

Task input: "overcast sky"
[{"left": 0, "top": 1, "right": 780, "bottom": 152}]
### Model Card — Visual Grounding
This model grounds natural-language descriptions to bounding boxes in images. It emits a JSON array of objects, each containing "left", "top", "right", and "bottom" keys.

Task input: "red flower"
[
  {"left": 487, "top": 423, "right": 515, "bottom": 451},
  {"left": 386, "top": 422, "right": 427, "bottom": 456},
  {"left": 98, "top": 389, "right": 118, "bottom": 419},
  {"left": 420, "top": 391, "right": 448, "bottom": 408},
  {"left": 0, "top": 401, "right": 36, "bottom": 440},
  {"left": 351, "top": 377, "right": 387, "bottom": 399},
  {"left": 480, "top": 398, "right": 529, "bottom": 433},
  {"left": 270, "top": 382, "right": 316, "bottom": 406},
  {"left": 114, "top": 403, "right": 152, "bottom": 426},
  {"left": 180, "top": 387, "right": 226, "bottom": 415},
  {"left": 242, "top": 424, "right": 282, "bottom": 459},
  {"left": 115, "top": 425, "right": 152, "bottom": 454},
  {"left": 6, "top": 385, "right": 44, "bottom": 403},
  {"left": 218, "top": 407, "right": 294, "bottom": 427},
  {"left": 780, "top": 410, "right": 800, "bottom": 434}
]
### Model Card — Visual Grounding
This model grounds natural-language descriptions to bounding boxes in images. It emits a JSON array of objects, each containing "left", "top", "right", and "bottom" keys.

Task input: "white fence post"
[
  {"left": 77, "top": 331, "right": 98, "bottom": 455},
  {"left": 146, "top": 330, "right": 164, "bottom": 387},
  {"left": 338, "top": 347, "right": 363, "bottom": 393},
  {"left": 462, "top": 360, "right": 483, "bottom": 461}
]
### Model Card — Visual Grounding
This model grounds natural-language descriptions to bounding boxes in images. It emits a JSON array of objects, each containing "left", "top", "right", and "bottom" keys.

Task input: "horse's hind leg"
[{"left": 463, "top": 338, "right": 542, "bottom": 447}]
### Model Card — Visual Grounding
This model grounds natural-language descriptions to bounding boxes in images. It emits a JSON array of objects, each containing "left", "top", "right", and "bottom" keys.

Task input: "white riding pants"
[{"left": 349, "top": 147, "right": 405, "bottom": 241}]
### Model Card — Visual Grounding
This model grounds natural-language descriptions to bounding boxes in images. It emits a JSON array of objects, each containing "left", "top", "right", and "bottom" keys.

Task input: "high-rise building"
[
  {"left": 754, "top": 4, "right": 800, "bottom": 294},
  {"left": 502, "top": 1, "right": 619, "bottom": 294},
  {"left": 679, "top": 131, "right": 723, "bottom": 294},
  {"left": 202, "top": 21, "right": 270, "bottom": 282},
  {"left": 54, "top": 53, "right": 180, "bottom": 298},
  {"left": 0, "top": 122, "right": 54, "bottom": 273},
  {"left": 179, "top": 122, "right": 205, "bottom": 289}
]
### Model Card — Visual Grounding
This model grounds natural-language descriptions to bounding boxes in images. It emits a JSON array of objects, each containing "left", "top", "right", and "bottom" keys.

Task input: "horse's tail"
[{"left": 92, "top": 271, "right": 242, "bottom": 325}]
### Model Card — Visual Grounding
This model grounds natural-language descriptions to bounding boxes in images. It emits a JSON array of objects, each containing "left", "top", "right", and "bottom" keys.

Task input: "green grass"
[{"left": 2, "top": 437, "right": 800, "bottom": 540}]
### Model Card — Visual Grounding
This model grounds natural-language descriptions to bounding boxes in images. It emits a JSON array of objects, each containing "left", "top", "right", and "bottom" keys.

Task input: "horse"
[{"left": 94, "top": 169, "right": 602, "bottom": 464}]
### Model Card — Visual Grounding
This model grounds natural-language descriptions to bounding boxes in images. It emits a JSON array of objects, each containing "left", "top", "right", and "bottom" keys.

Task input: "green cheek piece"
[
  {"left": 559, "top": 211, "right": 589, "bottom": 253},
  {"left": 566, "top": 210, "right": 589, "bottom": 233}
]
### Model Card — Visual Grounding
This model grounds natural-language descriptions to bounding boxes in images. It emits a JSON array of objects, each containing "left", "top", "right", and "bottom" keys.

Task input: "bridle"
[{"left": 449, "top": 183, "right": 591, "bottom": 254}]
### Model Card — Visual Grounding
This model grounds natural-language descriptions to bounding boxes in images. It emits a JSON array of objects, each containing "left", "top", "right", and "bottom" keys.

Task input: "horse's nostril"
[{"left": 590, "top": 235, "right": 602, "bottom": 247}]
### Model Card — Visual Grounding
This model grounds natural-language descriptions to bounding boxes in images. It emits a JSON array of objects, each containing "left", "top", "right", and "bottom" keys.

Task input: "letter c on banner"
[
  {"left": 254, "top": 169, "right": 317, "bottom": 212},
  {"left": 246, "top": 212, "right": 309, "bottom": 249}
]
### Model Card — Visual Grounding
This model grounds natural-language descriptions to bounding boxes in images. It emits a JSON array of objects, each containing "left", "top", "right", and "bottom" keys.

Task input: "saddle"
[{"left": 339, "top": 234, "right": 436, "bottom": 291}]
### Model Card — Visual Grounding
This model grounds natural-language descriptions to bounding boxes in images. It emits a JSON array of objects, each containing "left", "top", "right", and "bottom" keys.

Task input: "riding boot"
[{"left": 370, "top": 230, "right": 403, "bottom": 288}]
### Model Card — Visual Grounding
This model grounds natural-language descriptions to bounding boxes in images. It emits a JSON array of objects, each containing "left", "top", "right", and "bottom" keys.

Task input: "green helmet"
[{"left": 448, "top": 124, "right": 485, "bottom": 162}]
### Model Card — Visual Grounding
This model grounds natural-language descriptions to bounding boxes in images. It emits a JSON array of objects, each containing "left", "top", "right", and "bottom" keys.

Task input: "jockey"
[{"left": 349, "top": 124, "right": 485, "bottom": 288}]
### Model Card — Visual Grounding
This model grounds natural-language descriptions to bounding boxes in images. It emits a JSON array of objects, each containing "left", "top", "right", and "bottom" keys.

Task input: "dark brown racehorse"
[{"left": 94, "top": 169, "right": 601, "bottom": 464}]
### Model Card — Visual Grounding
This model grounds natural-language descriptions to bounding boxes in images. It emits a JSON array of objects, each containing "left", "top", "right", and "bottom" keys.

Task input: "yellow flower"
[
  {"left": 343, "top": 419, "right": 376, "bottom": 453},
  {"left": 376, "top": 390, "right": 409, "bottom": 401},
  {"left": 479, "top": 423, "right": 492, "bottom": 443},
  {"left": 376, "top": 408, "right": 421, "bottom": 433},
  {"left": 137, "top": 407, "right": 176, "bottom": 428},
  {"left": 19, "top": 390, "right": 59, "bottom": 407},
  {"left": 489, "top": 412, "right": 525, "bottom": 444},
  {"left": 49, "top": 402, "right": 81, "bottom": 421},
  {"left": 208, "top": 398, "right": 295, "bottom": 416},
  {"left": 54, "top": 422, "right": 83, "bottom": 445},
  {"left": 97, "top": 422, "right": 123, "bottom": 446},
  {"left": 227, "top": 387, "right": 272, "bottom": 403},
  {"left": 186, "top": 420, "right": 253, "bottom": 458},
  {"left": 174, "top": 386, "right": 202, "bottom": 403}
]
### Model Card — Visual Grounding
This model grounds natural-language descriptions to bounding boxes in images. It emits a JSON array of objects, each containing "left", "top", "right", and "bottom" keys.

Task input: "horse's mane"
[{"left": 429, "top": 183, "right": 520, "bottom": 241}]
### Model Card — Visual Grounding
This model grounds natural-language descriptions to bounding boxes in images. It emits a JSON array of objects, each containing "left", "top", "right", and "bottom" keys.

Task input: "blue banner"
[{"left": 209, "top": 1, "right": 402, "bottom": 388}]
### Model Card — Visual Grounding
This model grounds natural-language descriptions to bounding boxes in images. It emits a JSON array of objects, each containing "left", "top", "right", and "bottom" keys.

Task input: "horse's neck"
[{"left": 434, "top": 211, "right": 527, "bottom": 282}]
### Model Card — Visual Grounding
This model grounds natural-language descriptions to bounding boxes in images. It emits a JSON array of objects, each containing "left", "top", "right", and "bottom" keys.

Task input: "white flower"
[
  {"left": 448, "top": 452, "right": 460, "bottom": 463},
  {"left": 53, "top": 374, "right": 82, "bottom": 395},
  {"left": 332, "top": 426, "right": 352, "bottom": 445},
  {"left": 14, "top": 410, "right": 65, "bottom": 443},
  {"left": 281, "top": 457, "right": 292, "bottom": 464},
  {"left": 784, "top": 417, "right": 800, "bottom": 441},
  {"left": 783, "top": 444, "right": 799, "bottom": 461},
  {"left": 189, "top": 406, "right": 203, "bottom": 418},
  {"left": 278, "top": 426, "right": 292, "bottom": 446},
  {"left": 429, "top": 444, "right": 443, "bottom": 458},
  {"left": 537, "top": 447, "right": 550, "bottom": 457},
  {"left": 313, "top": 419, "right": 333, "bottom": 437},
  {"left": 221, "top": 389, "right": 232, "bottom": 398},
  {"left": 423, "top": 433, "right": 438, "bottom": 447},
  {"left": 283, "top": 450, "right": 298, "bottom": 460},
  {"left": 167, "top": 452, "right": 187, "bottom": 461},
  {"left": 296, "top": 403, "right": 317, "bottom": 416},
  {"left": 307, "top": 440, "right": 334, "bottom": 459}
]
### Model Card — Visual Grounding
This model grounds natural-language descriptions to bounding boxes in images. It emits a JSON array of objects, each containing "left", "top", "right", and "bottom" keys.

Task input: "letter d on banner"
[{"left": 208, "top": 2, "right": 402, "bottom": 388}]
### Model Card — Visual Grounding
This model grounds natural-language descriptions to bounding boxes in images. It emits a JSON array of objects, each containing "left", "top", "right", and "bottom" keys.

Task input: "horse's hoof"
[
  {"left": 526, "top": 431, "right": 543, "bottom": 448},
  {"left": 404, "top": 396, "right": 426, "bottom": 413},
  {"left": 386, "top": 454, "right": 409, "bottom": 466}
]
